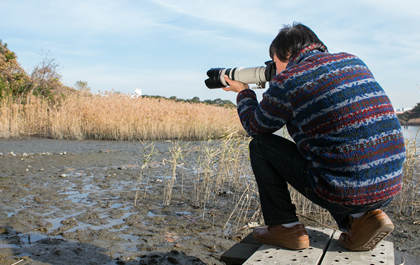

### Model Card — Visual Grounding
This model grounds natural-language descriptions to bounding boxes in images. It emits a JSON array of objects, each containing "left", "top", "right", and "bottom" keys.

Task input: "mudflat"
[{"left": 0, "top": 138, "right": 419, "bottom": 265}]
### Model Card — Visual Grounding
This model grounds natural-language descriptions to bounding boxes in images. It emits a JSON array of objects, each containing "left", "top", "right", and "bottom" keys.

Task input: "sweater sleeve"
[{"left": 236, "top": 83, "right": 293, "bottom": 137}]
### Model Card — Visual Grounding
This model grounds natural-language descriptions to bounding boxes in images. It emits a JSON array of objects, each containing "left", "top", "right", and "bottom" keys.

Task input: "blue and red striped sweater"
[{"left": 237, "top": 44, "right": 405, "bottom": 205}]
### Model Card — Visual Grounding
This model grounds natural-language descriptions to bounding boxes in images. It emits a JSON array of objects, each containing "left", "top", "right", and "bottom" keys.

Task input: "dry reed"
[
  {"left": 164, "top": 141, "right": 189, "bottom": 206},
  {"left": 159, "top": 129, "right": 419, "bottom": 233},
  {"left": 0, "top": 93, "right": 243, "bottom": 140},
  {"left": 395, "top": 133, "right": 420, "bottom": 215},
  {"left": 134, "top": 142, "right": 158, "bottom": 206}
]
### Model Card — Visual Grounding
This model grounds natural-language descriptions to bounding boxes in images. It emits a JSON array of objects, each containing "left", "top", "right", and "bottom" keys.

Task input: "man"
[{"left": 222, "top": 23, "right": 405, "bottom": 251}]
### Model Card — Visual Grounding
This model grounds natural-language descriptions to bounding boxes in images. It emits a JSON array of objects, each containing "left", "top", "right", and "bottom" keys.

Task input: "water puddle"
[
  {"left": 118, "top": 234, "right": 138, "bottom": 241},
  {"left": 47, "top": 212, "right": 85, "bottom": 230},
  {"left": 147, "top": 211, "right": 161, "bottom": 217},
  {"left": 176, "top": 211, "right": 192, "bottom": 215},
  {"left": 0, "top": 243, "right": 20, "bottom": 248},
  {"left": 110, "top": 203, "right": 123, "bottom": 209}
]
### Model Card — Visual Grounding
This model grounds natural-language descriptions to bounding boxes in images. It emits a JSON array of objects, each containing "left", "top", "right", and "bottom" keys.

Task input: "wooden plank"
[
  {"left": 321, "top": 231, "right": 395, "bottom": 265},
  {"left": 243, "top": 227, "right": 334, "bottom": 265}
]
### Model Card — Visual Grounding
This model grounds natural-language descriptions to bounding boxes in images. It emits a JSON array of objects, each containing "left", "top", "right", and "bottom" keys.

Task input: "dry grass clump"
[
  {"left": 192, "top": 131, "right": 255, "bottom": 221},
  {"left": 408, "top": 118, "right": 420, "bottom": 124},
  {"left": 142, "top": 129, "right": 336, "bottom": 232},
  {"left": 395, "top": 134, "right": 420, "bottom": 215},
  {"left": 0, "top": 93, "right": 243, "bottom": 140},
  {"left": 152, "top": 129, "right": 419, "bottom": 232}
]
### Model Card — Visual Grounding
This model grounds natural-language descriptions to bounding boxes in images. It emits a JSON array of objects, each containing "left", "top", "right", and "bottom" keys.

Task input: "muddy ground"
[{"left": 0, "top": 137, "right": 419, "bottom": 265}]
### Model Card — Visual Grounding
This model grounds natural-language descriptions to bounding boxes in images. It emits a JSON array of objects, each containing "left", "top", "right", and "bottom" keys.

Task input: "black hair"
[{"left": 269, "top": 22, "right": 326, "bottom": 62}]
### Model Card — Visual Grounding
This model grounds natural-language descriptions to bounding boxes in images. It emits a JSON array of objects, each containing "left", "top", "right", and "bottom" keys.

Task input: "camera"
[{"left": 204, "top": 61, "right": 276, "bottom": 89}]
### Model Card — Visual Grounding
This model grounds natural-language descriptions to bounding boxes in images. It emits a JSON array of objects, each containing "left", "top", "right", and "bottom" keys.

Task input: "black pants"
[{"left": 249, "top": 134, "right": 392, "bottom": 231}]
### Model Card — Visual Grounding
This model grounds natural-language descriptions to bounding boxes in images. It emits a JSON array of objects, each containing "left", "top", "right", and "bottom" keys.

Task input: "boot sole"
[{"left": 340, "top": 223, "right": 394, "bottom": 251}]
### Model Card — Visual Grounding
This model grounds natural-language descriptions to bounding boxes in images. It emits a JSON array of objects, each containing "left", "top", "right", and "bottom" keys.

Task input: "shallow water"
[{"left": 403, "top": 126, "right": 420, "bottom": 142}]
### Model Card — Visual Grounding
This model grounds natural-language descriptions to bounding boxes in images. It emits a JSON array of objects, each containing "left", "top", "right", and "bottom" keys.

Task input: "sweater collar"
[{"left": 288, "top": 44, "right": 328, "bottom": 66}]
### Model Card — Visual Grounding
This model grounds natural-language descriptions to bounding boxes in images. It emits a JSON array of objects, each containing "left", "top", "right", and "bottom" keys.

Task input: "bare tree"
[{"left": 27, "top": 50, "right": 63, "bottom": 103}]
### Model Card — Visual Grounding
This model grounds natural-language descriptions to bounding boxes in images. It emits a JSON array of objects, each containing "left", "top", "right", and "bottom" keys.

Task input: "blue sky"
[{"left": 2, "top": 0, "right": 420, "bottom": 109}]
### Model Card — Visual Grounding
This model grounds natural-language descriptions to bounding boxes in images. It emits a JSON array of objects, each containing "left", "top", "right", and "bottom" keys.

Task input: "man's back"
[{"left": 238, "top": 44, "right": 406, "bottom": 205}]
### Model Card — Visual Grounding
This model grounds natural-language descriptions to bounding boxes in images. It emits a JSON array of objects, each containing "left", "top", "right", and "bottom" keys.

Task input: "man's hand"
[{"left": 222, "top": 75, "right": 249, "bottom": 93}]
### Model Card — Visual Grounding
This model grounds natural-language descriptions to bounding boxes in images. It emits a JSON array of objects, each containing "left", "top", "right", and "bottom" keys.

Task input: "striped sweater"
[{"left": 237, "top": 44, "right": 405, "bottom": 205}]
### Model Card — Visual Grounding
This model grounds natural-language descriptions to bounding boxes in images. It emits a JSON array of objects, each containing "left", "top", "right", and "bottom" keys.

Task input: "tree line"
[
  {"left": 143, "top": 95, "right": 235, "bottom": 108},
  {"left": 397, "top": 102, "right": 420, "bottom": 125}
]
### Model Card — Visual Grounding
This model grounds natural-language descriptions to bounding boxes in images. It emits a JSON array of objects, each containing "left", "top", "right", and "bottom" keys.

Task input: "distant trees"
[
  {"left": 202, "top": 98, "right": 235, "bottom": 108},
  {"left": 141, "top": 95, "right": 235, "bottom": 108},
  {"left": 190, "top": 96, "right": 200, "bottom": 103},
  {"left": 0, "top": 40, "right": 31, "bottom": 100},
  {"left": 75, "top": 80, "right": 91, "bottom": 96},
  {"left": 28, "top": 51, "right": 72, "bottom": 103},
  {"left": 412, "top": 103, "right": 420, "bottom": 117},
  {"left": 0, "top": 40, "right": 74, "bottom": 103},
  {"left": 398, "top": 102, "right": 420, "bottom": 124}
]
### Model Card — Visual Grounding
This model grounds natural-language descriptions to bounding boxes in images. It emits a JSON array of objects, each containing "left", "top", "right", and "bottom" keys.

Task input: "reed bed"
[
  {"left": 0, "top": 93, "right": 243, "bottom": 140},
  {"left": 132, "top": 129, "right": 335, "bottom": 233},
  {"left": 147, "top": 130, "right": 419, "bottom": 232},
  {"left": 395, "top": 134, "right": 420, "bottom": 216}
]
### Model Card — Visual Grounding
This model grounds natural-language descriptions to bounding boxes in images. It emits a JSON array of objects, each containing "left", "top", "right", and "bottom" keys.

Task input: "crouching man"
[{"left": 222, "top": 23, "right": 405, "bottom": 251}]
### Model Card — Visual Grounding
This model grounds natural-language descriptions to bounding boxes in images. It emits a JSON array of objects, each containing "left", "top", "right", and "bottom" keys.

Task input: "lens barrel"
[{"left": 204, "top": 61, "right": 276, "bottom": 89}]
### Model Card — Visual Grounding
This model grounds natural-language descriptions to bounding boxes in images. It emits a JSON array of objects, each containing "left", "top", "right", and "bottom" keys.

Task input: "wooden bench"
[{"left": 221, "top": 227, "right": 396, "bottom": 265}]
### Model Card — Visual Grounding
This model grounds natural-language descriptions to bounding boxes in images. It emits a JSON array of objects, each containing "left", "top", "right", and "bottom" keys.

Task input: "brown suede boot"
[
  {"left": 339, "top": 209, "right": 394, "bottom": 251},
  {"left": 252, "top": 224, "right": 309, "bottom": 250}
]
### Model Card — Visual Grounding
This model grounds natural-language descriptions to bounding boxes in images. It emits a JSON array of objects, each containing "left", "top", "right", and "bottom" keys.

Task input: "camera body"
[{"left": 205, "top": 61, "right": 276, "bottom": 89}]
